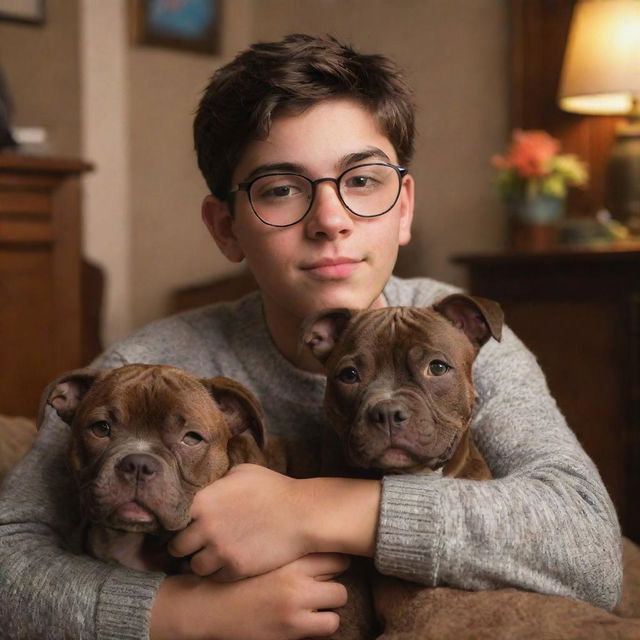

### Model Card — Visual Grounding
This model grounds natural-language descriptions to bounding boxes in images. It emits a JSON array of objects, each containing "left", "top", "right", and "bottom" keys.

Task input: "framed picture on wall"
[
  {"left": 0, "top": 0, "right": 45, "bottom": 24},
  {"left": 130, "top": 0, "right": 220, "bottom": 55}
]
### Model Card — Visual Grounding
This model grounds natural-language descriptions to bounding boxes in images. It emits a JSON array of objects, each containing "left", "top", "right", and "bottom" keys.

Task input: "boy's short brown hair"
[{"left": 194, "top": 33, "right": 415, "bottom": 200}]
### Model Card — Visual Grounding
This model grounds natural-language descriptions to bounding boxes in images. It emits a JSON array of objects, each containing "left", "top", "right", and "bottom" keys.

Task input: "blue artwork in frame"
[{"left": 131, "top": 0, "right": 220, "bottom": 55}]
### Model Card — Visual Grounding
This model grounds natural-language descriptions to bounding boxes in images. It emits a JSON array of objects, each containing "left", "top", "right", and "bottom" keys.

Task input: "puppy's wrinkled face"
[
  {"left": 66, "top": 367, "right": 240, "bottom": 533},
  {"left": 321, "top": 307, "right": 478, "bottom": 473}
]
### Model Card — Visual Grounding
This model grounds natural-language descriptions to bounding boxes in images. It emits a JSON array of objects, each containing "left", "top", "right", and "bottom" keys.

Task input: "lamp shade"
[{"left": 559, "top": 0, "right": 640, "bottom": 115}]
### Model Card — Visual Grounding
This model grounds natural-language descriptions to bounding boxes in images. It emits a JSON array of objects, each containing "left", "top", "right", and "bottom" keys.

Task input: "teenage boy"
[{"left": 0, "top": 34, "right": 622, "bottom": 640}]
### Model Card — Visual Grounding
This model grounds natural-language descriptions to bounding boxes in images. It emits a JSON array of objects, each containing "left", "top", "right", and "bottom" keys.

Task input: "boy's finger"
[
  {"left": 167, "top": 526, "right": 204, "bottom": 559},
  {"left": 305, "top": 580, "right": 348, "bottom": 610},
  {"left": 207, "top": 563, "right": 247, "bottom": 582},
  {"left": 299, "top": 610, "right": 342, "bottom": 638},
  {"left": 188, "top": 548, "right": 223, "bottom": 577}
]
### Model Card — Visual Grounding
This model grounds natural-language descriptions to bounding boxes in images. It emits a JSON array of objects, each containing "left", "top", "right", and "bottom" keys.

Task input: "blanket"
[{"left": 376, "top": 537, "right": 640, "bottom": 639}]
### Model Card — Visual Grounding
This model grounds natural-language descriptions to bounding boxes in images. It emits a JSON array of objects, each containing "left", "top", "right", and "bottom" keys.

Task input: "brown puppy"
[
  {"left": 40, "top": 364, "right": 268, "bottom": 572},
  {"left": 302, "top": 294, "right": 503, "bottom": 639},
  {"left": 302, "top": 294, "right": 502, "bottom": 481}
]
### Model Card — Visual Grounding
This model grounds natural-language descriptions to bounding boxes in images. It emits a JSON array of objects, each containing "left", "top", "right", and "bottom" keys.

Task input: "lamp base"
[{"left": 605, "top": 121, "right": 640, "bottom": 236}]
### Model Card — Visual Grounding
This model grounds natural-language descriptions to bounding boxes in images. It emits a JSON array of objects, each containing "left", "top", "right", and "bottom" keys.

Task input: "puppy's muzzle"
[
  {"left": 116, "top": 453, "right": 162, "bottom": 484},
  {"left": 367, "top": 399, "right": 410, "bottom": 433}
]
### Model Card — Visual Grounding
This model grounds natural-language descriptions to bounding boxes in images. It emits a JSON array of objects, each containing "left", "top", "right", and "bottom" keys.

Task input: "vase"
[
  {"left": 512, "top": 194, "right": 566, "bottom": 225},
  {"left": 509, "top": 195, "right": 565, "bottom": 251}
]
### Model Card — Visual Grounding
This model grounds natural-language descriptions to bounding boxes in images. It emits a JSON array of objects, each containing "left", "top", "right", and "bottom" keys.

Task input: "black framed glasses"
[{"left": 229, "top": 162, "right": 408, "bottom": 228}]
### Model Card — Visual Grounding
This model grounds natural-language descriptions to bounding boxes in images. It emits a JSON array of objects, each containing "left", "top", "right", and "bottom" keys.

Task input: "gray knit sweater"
[{"left": 0, "top": 276, "right": 623, "bottom": 639}]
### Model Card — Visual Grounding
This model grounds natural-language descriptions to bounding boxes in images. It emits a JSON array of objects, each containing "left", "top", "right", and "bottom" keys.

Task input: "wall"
[
  {"left": 0, "top": 0, "right": 81, "bottom": 155},
  {"left": 81, "top": 0, "right": 131, "bottom": 344},
  {"left": 127, "top": 0, "right": 254, "bottom": 334}
]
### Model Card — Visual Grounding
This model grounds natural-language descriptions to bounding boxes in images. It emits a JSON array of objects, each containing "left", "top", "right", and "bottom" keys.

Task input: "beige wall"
[
  {"left": 128, "top": 0, "right": 254, "bottom": 334},
  {"left": 0, "top": 0, "right": 510, "bottom": 346},
  {"left": 0, "top": 0, "right": 81, "bottom": 155}
]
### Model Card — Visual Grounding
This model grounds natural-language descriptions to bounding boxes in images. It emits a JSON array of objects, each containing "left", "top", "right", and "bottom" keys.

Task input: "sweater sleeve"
[
  {"left": 0, "top": 402, "right": 164, "bottom": 639},
  {"left": 373, "top": 326, "right": 623, "bottom": 611}
]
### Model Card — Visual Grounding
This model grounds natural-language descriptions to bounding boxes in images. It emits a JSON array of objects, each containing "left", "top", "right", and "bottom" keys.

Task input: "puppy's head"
[
  {"left": 40, "top": 364, "right": 265, "bottom": 533},
  {"left": 302, "top": 295, "right": 502, "bottom": 474}
]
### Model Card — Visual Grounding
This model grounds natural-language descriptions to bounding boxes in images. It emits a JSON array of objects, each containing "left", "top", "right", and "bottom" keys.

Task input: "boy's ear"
[
  {"left": 201, "top": 195, "right": 244, "bottom": 263},
  {"left": 397, "top": 173, "right": 414, "bottom": 247}
]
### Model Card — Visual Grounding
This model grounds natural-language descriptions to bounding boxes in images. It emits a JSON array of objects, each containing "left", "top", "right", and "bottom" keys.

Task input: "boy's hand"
[
  {"left": 169, "top": 464, "right": 313, "bottom": 580},
  {"left": 150, "top": 553, "right": 349, "bottom": 640},
  {"left": 168, "top": 463, "right": 381, "bottom": 580}
]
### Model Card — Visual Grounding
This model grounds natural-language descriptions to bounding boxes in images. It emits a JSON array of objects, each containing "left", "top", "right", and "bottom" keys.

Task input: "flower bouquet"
[{"left": 492, "top": 130, "right": 588, "bottom": 225}]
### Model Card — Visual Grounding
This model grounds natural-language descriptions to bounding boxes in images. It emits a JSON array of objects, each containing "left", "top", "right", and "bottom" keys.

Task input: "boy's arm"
[{"left": 0, "top": 409, "right": 164, "bottom": 639}]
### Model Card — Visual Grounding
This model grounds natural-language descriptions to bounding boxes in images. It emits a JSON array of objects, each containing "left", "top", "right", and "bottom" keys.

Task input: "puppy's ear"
[
  {"left": 38, "top": 368, "right": 103, "bottom": 428},
  {"left": 434, "top": 294, "right": 504, "bottom": 348},
  {"left": 202, "top": 377, "right": 266, "bottom": 449},
  {"left": 301, "top": 308, "right": 356, "bottom": 364}
]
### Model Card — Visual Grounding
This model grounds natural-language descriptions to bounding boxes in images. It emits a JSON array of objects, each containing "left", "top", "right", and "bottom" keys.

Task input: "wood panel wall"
[{"left": 510, "top": 0, "right": 623, "bottom": 218}]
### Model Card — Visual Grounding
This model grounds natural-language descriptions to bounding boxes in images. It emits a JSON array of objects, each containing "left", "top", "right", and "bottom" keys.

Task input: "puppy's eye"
[
  {"left": 428, "top": 360, "right": 450, "bottom": 376},
  {"left": 337, "top": 366, "right": 360, "bottom": 384},
  {"left": 182, "top": 431, "right": 204, "bottom": 446},
  {"left": 88, "top": 421, "right": 111, "bottom": 438}
]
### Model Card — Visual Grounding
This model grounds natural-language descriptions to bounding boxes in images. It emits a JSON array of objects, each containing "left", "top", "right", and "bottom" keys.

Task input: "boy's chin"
[{"left": 294, "top": 286, "right": 387, "bottom": 318}]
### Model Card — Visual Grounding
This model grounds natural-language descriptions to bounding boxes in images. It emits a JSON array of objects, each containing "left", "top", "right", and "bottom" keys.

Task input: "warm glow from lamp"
[
  {"left": 559, "top": 0, "right": 640, "bottom": 235},
  {"left": 559, "top": 0, "right": 640, "bottom": 116}
]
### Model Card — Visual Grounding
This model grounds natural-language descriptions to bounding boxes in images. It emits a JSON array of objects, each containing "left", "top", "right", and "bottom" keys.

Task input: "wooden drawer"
[{"left": 0, "top": 154, "right": 91, "bottom": 417}]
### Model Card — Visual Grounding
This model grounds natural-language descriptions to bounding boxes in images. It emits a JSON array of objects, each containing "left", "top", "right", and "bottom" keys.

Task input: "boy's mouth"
[{"left": 301, "top": 257, "right": 363, "bottom": 280}]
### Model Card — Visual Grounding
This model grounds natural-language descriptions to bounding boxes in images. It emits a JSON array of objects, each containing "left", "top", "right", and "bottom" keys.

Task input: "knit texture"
[{"left": 0, "top": 276, "right": 622, "bottom": 638}]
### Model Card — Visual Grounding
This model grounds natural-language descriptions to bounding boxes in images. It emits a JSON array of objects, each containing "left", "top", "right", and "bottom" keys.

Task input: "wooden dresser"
[
  {"left": 0, "top": 153, "right": 92, "bottom": 418},
  {"left": 454, "top": 246, "right": 640, "bottom": 542}
]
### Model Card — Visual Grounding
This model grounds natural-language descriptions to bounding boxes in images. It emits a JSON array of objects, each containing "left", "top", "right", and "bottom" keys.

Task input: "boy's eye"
[
  {"left": 337, "top": 366, "right": 360, "bottom": 384},
  {"left": 427, "top": 360, "right": 450, "bottom": 377},
  {"left": 344, "top": 174, "right": 380, "bottom": 189},
  {"left": 88, "top": 421, "right": 111, "bottom": 438},
  {"left": 253, "top": 175, "right": 308, "bottom": 200},
  {"left": 265, "top": 185, "right": 300, "bottom": 198}
]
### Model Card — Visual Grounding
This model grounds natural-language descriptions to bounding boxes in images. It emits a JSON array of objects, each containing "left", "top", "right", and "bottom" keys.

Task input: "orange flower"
[{"left": 492, "top": 130, "right": 560, "bottom": 178}]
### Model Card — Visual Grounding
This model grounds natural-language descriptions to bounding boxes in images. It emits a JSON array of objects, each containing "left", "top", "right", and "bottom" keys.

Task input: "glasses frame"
[{"left": 229, "top": 162, "right": 409, "bottom": 228}]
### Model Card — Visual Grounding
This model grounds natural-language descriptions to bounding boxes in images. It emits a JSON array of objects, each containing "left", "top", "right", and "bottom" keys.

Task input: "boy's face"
[{"left": 203, "top": 98, "right": 414, "bottom": 324}]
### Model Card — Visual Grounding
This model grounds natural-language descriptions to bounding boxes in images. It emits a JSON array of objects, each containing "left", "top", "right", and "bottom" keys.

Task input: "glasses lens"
[
  {"left": 339, "top": 164, "right": 401, "bottom": 217},
  {"left": 249, "top": 174, "right": 312, "bottom": 226}
]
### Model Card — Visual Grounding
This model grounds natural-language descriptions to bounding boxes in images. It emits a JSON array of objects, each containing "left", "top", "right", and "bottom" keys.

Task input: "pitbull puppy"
[
  {"left": 302, "top": 294, "right": 503, "bottom": 481},
  {"left": 40, "top": 364, "right": 268, "bottom": 573},
  {"left": 301, "top": 294, "right": 503, "bottom": 639}
]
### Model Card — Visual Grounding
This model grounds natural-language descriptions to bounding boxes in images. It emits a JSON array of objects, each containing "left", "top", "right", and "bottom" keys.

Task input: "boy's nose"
[{"left": 304, "top": 181, "right": 354, "bottom": 240}]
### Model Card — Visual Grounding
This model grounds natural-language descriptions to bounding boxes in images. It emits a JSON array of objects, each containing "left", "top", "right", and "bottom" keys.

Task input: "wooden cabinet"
[
  {"left": 0, "top": 153, "right": 91, "bottom": 418},
  {"left": 454, "top": 247, "right": 640, "bottom": 542}
]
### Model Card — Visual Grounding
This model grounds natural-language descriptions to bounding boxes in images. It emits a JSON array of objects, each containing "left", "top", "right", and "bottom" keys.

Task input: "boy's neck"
[
  {"left": 262, "top": 293, "right": 387, "bottom": 374},
  {"left": 261, "top": 302, "right": 326, "bottom": 374}
]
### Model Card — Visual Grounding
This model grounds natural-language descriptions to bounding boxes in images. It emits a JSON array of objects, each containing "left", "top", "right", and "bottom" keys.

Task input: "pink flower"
[{"left": 492, "top": 130, "right": 560, "bottom": 178}]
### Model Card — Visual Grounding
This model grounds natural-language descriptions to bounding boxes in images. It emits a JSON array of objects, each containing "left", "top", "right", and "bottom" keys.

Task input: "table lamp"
[{"left": 558, "top": 0, "right": 640, "bottom": 235}]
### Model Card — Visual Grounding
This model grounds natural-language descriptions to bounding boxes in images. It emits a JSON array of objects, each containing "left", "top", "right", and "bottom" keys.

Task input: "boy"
[{"left": 0, "top": 34, "right": 622, "bottom": 640}]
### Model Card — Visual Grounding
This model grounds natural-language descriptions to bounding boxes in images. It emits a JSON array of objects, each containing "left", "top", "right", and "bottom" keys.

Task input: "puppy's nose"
[
  {"left": 368, "top": 400, "right": 409, "bottom": 431},
  {"left": 116, "top": 454, "right": 160, "bottom": 482}
]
